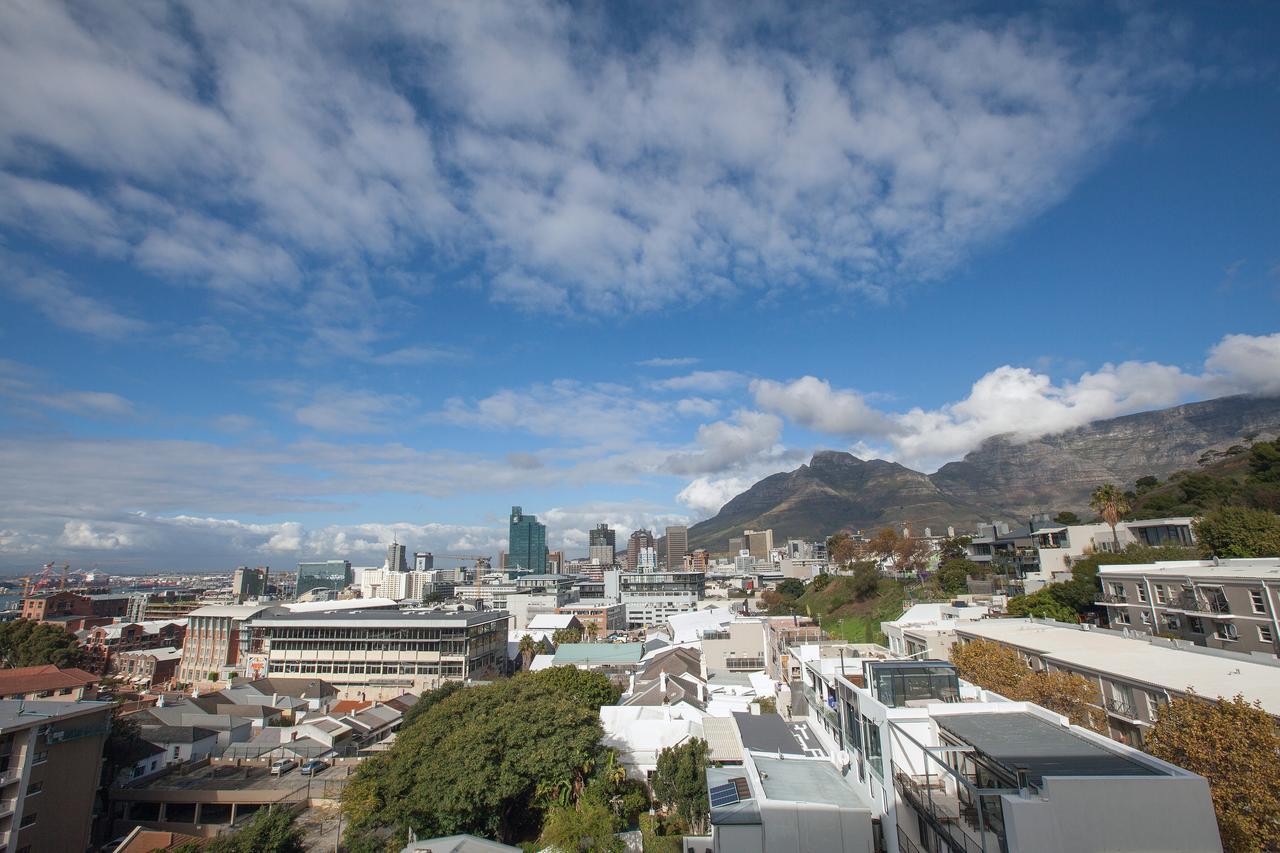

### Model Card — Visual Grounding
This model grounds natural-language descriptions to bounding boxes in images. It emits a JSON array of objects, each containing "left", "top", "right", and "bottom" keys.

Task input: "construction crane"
[
  {"left": 430, "top": 554, "right": 493, "bottom": 570},
  {"left": 21, "top": 562, "right": 70, "bottom": 598}
]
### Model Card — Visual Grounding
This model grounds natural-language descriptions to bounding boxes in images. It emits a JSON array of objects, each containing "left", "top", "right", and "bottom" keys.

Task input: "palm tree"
[
  {"left": 585, "top": 622, "right": 599, "bottom": 643},
  {"left": 1089, "top": 483, "right": 1131, "bottom": 549},
  {"left": 518, "top": 634, "right": 537, "bottom": 671}
]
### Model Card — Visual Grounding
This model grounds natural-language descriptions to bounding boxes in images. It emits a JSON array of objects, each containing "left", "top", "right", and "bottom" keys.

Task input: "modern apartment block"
[
  {"left": 618, "top": 571, "right": 706, "bottom": 628},
  {"left": 230, "top": 566, "right": 268, "bottom": 602},
  {"left": 1096, "top": 558, "right": 1280, "bottom": 656},
  {"left": 790, "top": 651, "right": 1222, "bottom": 853},
  {"left": 242, "top": 608, "right": 509, "bottom": 699},
  {"left": 953, "top": 617, "right": 1280, "bottom": 747},
  {"left": 1024, "top": 517, "right": 1196, "bottom": 589},
  {"left": 0, "top": 699, "right": 114, "bottom": 853}
]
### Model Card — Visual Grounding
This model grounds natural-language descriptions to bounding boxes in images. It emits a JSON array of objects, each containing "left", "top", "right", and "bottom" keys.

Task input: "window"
[
  {"left": 1163, "top": 615, "right": 1182, "bottom": 630},
  {"left": 1215, "top": 622, "right": 1238, "bottom": 641},
  {"left": 1136, "top": 585, "right": 1148, "bottom": 603},
  {"left": 32, "top": 751, "right": 47, "bottom": 765},
  {"left": 1188, "top": 616, "right": 1205, "bottom": 634},
  {"left": 1140, "top": 611, "right": 1152, "bottom": 626},
  {"left": 25, "top": 781, "right": 42, "bottom": 796},
  {"left": 1250, "top": 589, "right": 1267, "bottom": 614},
  {"left": 1146, "top": 692, "right": 1163, "bottom": 719},
  {"left": 1260, "top": 624, "right": 1274, "bottom": 643},
  {"left": 1155, "top": 586, "right": 1166, "bottom": 604},
  {"left": 19, "top": 812, "right": 36, "bottom": 827}
]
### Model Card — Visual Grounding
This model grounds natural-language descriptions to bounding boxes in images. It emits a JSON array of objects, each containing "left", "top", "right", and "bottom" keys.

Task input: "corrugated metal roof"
[{"left": 702, "top": 715, "right": 743, "bottom": 763}]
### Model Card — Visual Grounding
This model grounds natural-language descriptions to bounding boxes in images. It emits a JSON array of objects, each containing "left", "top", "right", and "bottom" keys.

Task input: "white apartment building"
[
  {"left": 880, "top": 602, "right": 993, "bottom": 660},
  {"left": 791, "top": 651, "right": 1222, "bottom": 853},
  {"left": 1025, "top": 516, "right": 1196, "bottom": 589},
  {"left": 953, "top": 617, "right": 1280, "bottom": 747},
  {"left": 1096, "top": 557, "right": 1280, "bottom": 656}
]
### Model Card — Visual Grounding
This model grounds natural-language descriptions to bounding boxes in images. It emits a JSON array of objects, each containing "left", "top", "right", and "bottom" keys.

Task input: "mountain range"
[{"left": 687, "top": 394, "right": 1280, "bottom": 551}]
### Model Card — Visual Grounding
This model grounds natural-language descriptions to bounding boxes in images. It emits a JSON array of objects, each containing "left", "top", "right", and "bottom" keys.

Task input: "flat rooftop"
[
  {"left": 935, "top": 712, "right": 1162, "bottom": 786},
  {"left": 0, "top": 699, "right": 113, "bottom": 730},
  {"left": 1097, "top": 558, "right": 1280, "bottom": 580},
  {"left": 753, "top": 755, "right": 870, "bottom": 807},
  {"left": 732, "top": 712, "right": 825, "bottom": 757},
  {"left": 250, "top": 609, "right": 509, "bottom": 628},
  {"left": 955, "top": 619, "right": 1280, "bottom": 715}
]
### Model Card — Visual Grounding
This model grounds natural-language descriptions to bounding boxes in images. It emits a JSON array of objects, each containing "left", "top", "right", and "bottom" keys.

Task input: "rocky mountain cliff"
[{"left": 687, "top": 394, "right": 1280, "bottom": 551}]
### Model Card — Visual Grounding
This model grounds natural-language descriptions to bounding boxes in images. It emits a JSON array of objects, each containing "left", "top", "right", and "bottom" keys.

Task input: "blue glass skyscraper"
[{"left": 507, "top": 506, "right": 547, "bottom": 573}]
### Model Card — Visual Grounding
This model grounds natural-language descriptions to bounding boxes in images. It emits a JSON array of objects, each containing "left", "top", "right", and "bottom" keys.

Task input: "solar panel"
[{"left": 709, "top": 781, "right": 740, "bottom": 808}]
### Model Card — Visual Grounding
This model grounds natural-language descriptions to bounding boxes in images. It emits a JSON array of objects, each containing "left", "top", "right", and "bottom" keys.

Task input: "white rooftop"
[
  {"left": 526, "top": 613, "right": 579, "bottom": 630},
  {"left": 956, "top": 619, "right": 1280, "bottom": 715},
  {"left": 283, "top": 597, "right": 399, "bottom": 613},
  {"left": 187, "top": 603, "right": 283, "bottom": 619},
  {"left": 1098, "top": 558, "right": 1280, "bottom": 580},
  {"left": 666, "top": 607, "right": 734, "bottom": 644}
]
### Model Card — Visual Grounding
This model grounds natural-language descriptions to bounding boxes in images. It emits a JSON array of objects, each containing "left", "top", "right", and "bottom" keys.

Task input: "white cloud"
[
  {"left": 0, "top": 2, "right": 1189, "bottom": 319},
  {"left": 753, "top": 332, "right": 1280, "bottom": 471},
  {"left": 751, "top": 376, "right": 890, "bottom": 436},
  {"left": 1204, "top": 332, "right": 1280, "bottom": 396},
  {"left": 59, "top": 520, "right": 135, "bottom": 550},
  {"left": 1, "top": 261, "right": 148, "bottom": 340},
  {"left": 637, "top": 357, "right": 699, "bottom": 368},
  {"left": 652, "top": 371, "right": 748, "bottom": 394}
]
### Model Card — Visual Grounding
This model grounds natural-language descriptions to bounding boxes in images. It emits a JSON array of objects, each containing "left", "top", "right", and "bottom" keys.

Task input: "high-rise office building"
[
  {"left": 626, "top": 529, "right": 656, "bottom": 572},
  {"left": 745, "top": 528, "right": 774, "bottom": 560},
  {"left": 231, "top": 566, "right": 268, "bottom": 603},
  {"left": 296, "top": 560, "right": 353, "bottom": 599},
  {"left": 414, "top": 552, "right": 434, "bottom": 571},
  {"left": 589, "top": 523, "right": 616, "bottom": 566},
  {"left": 547, "top": 550, "right": 564, "bottom": 573},
  {"left": 508, "top": 506, "right": 547, "bottom": 573},
  {"left": 386, "top": 541, "right": 408, "bottom": 572},
  {"left": 665, "top": 525, "right": 688, "bottom": 571}
]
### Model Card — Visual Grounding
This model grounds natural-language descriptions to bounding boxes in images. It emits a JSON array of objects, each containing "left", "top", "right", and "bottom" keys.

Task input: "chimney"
[
  {"left": 628, "top": 673, "right": 636, "bottom": 695},
  {"left": 660, "top": 672, "right": 668, "bottom": 693}
]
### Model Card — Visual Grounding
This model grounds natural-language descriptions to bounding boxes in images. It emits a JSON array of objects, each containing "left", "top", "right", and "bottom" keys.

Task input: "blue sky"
[{"left": 1, "top": 1, "right": 1278, "bottom": 571}]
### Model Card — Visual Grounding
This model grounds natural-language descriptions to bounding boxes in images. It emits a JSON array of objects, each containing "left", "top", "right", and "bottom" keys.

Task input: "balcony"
[
  {"left": 894, "top": 771, "right": 991, "bottom": 853},
  {"left": 1174, "top": 591, "right": 1229, "bottom": 614},
  {"left": 0, "top": 799, "right": 13, "bottom": 818},
  {"left": 1097, "top": 593, "right": 1128, "bottom": 605},
  {"left": 1106, "top": 696, "right": 1139, "bottom": 719}
]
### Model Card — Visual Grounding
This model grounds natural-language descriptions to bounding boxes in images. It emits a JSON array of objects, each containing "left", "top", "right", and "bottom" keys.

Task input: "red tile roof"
[
  {"left": 0, "top": 664, "right": 99, "bottom": 696},
  {"left": 331, "top": 699, "right": 372, "bottom": 714}
]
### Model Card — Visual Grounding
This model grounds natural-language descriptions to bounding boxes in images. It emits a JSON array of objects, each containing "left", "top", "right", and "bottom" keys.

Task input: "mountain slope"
[{"left": 687, "top": 394, "right": 1280, "bottom": 551}]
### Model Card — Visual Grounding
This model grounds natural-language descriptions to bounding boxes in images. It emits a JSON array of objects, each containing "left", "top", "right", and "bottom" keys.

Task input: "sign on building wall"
[{"left": 246, "top": 654, "right": 270, "bottom": 680}]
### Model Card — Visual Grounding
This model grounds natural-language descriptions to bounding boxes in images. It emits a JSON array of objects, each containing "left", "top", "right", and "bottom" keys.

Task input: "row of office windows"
[
  {"left": 264, "top": 639, "right": 470, "bottom": 654},
  {"left": 273, "top": 661, "right": 467, "bottom": 677},
  {"left": 258, "top": 626, "right": 493, "bottom": 640}
]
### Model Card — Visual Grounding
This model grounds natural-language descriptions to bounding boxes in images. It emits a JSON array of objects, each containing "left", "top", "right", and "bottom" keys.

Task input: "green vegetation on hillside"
[{"left": 1129, "top": 438, "right": 1280, "bottom": 518}]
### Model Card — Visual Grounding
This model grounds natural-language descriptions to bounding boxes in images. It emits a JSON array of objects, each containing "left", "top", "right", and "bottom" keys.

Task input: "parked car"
[
  {"left": 299, "top": 759, "right": 329, "bottom": 776},
  {"left": 269, "top": 758, "right": 297, "bottom": 775}
]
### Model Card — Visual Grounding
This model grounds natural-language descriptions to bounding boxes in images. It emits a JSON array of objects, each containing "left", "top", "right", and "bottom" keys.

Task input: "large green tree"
[
  {"left": 652, "top": 738, "right": 710, "bottom": 833},
  {"left": 1193, "top": 506, "right": 1280, "bottom": 558},
  {"left": 0, "top": 619, "right": 83, "bottom": 668},
  {"left": 533, "top": 666, "right": 621, "bottom": 710},
  {"left": 341, "top": 670, "right": 606, "bottom": 846},
  {"left": 1145, "top": 693, "right": 1280, "bottom": 853},
  {"left": 935, "top": 558, "right": 983, "bottom": 595},
  {"left": 175, "top": 806, "right": 304, "bottom": 853}
]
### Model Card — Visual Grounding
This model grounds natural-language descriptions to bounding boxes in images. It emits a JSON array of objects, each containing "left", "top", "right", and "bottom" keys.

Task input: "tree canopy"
[
  {"left": 1193, "top": 506, "right": 1280, "bottom": 558},
  {"left": 0, "top": 619, "right": 83, "bottom": 668},
  {"left": 1145, "top": 693, "right": 1280, "bottom": 853},
  {"left": 935, "top": 558, "right": 983, "bottom": 595},
  {"left": 341, "top": 670, "right": 607, "bottom": 846},
  {"left": 1089, "top": 483, "right": 1131, "bottom": 547},
  {"left": 652, "top": 738, "right": 710, "bottom": 833},
  {"left": 951, "top": 640, "right": 1102, "bottom": 731}
]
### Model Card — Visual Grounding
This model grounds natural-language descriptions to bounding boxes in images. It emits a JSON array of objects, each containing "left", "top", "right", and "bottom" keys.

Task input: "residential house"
[{"left": 0, "top": 664, "right": 99, "bottom": 701}]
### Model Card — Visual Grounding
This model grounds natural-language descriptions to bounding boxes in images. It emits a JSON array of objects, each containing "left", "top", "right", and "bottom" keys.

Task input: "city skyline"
[{"left": 1, "top": 2, "right": 1279, "bottom": 570}]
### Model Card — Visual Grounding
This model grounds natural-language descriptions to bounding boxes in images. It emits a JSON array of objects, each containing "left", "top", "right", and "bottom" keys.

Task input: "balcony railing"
[
  {"left": 1106, "top": 696, "right": 1139, "bottom": 719},
  {"left": 894, "top": 771, "right": 988, "bottom": 853},
  {"left": 1097, "top": 593, "right": 1128, "bottom": 604},
  {"left": 1175, "top": 592, "right": 1229, "bottom": 614}
]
